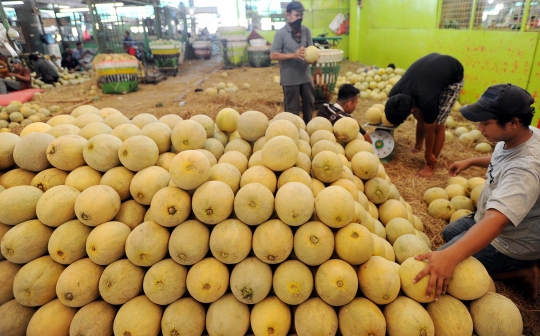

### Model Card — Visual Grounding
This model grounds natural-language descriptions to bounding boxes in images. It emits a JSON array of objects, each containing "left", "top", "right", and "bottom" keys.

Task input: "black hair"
[
  {"left": 62, "top": 43, "right": 70, "bottom": 49},
  {"left": 28, "top": 54, "right": 39, "bottom": 61},
  {"left": 76, "top": 42, "right": 82, "bottom": 47},
  {"left": 494, "top": 107, "right": 535, "bottom": 129},
  {"left": 384, "top": 94, "right": 415, "bottom": 125},
  {"left": 125, "top": 30, "right": 130, "bottom": 35},
  {"left": 62, "top": 51, "right": 70, "bottom": 59},
  {"left": 337, "top": 84, "right": 359, "bottom": 103},
  {"left": 387, "top": 63, "right": 396, "bottom": 69}
]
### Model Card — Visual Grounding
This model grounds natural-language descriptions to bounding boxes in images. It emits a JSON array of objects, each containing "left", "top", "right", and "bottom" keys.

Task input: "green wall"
[{"left": 352, "top": 0, "right": 540, "bottom": 128}]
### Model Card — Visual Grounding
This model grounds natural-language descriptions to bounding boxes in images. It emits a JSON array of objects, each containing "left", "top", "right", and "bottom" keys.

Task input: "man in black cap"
[
  {"left": 384, "top": 53, "right": 464, "bottom": 178},
  {"left": 270, "top": 1, "right": 315, "bottom": 124},
  {"left": 412, "top": 84, "right": 540, "bottom": 300}
]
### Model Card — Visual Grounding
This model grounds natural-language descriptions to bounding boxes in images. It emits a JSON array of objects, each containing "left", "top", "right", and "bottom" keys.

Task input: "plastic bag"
[{"left": 329, "top": 13, "right": 346, "bottom": 34}]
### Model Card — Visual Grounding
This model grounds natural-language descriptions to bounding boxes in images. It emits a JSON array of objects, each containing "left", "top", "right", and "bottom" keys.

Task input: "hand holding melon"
[{"left": 304, "top": 46, "right": 320, "bottom": 64}]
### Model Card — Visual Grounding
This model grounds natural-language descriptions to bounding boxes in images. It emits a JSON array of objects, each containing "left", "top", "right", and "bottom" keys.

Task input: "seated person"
[
  {"left": 0, "top": 59, "right": 31, "bottom": 94},
  {"left": 62, "top": 43, "right": 73, "bottom": 55},
  {"left": 318, "top": 84, "right": 372, "bottom": 143},
  {"left": 61, "top": 52, "right": 81, "bottom": 72},
  {"left": 72, "top": 42, "right": 91, "bottom": 70},
  {"left": 29, "top": 53, "right": 59, "bottom": 84}
]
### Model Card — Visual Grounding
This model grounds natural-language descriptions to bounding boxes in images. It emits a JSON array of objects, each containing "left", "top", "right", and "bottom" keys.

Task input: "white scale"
[{"left": 364, "top": 123, "right": 398, "bottom": 163}]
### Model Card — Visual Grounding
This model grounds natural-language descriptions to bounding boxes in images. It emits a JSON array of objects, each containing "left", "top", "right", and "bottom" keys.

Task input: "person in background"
[
  {"left": 62, "top": 43, "right": 72, "bottom": 55},
  {"left": 72, "top": 42, "right": 90, "bottom": 70},
  {"left": 124, "top": 31, "right": 135, "bottom": 47},
  {"left": 0, "top": 59, "right": 31, "bottom": 94},
  {"left": 61, "top": 52, "right": 81, "bottom": 72},
  {"left": 413, "top": 84, "right": 540, "bottom": 300},
  {"left": 318, "top": 84, "right": 372, "bottom": 143},
  {"left": 270, "top": 1, "right": 315, "bottom": 124},
  {"left": 29, "top": 53, "right": 58, "bottom": 84},
  {"left": 384, "top": 53, "right": 464, "bottom": 178}
]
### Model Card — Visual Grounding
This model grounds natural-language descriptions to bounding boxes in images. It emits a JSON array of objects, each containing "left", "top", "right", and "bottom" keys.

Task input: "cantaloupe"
[
  {"left": 358, "top": 256, "right": 400, "bottom": 305},
  {"left": 338, "top": 297, "right": 386, "bottom": 336},
  {"left": 20, "top": 122, "right": 52, "bottom": 138},
  {"left": 470, "top": 184, "right": 485, "bottom": 206},
  {"left": 304, "top": 45, "right": 321, "bottom": 63},
  {"left": 65, "top": 166, "right": 102, "bottom": 192},
  {"left": 86, "top": 221, "right": 130, "bottom": 265},
  {"left": 47, "top": 219, "right": 91, "bottom": 265},
  {"left": 113, "top": 295, "right": 163, "bottom": 336},
  {"left": 99, "top": 259, "right": 145, "bottom": 305},
  {"left": 104, "top": 113, "right": 130, "bottom": 129},
  {"left": 98, "top": 107, "right": 122, "bottom": 119},
  {"left": 426, "top": 294, "right": 473, "bottom": 336},
  {"left": 0, "top": 186, "right": 43, "bottom": 225},
  {"left": 149, "top": 186, "right": 190, "bottom": 227},
  {"left": 450, "top": 209, "right": 473, "bottom": 222},
  {"left": 99, "top": 166, "right": 135, "bottom": 201},
  {"left": 13, "top": 132, "right": 54, "bottom": 172},
  {"left": 230, "top": 256, "right": 273, "bottom": 304},
  {"left": 71, "top": 105, "right": 99, "bottom": 117},
  {"left": 219, "top": 150, "right": 249, "bottom": 174},
  {"left": 206, "top": 293, "right": 250, "bottom": 336},
  {"left": 209, "top": 219, "right": 252, "bottom": 264},
  {"left": 111, "top": 123, "right": 140, "bottom": 141},
  {"left": 13, "top": 255, "right": 65, "bottom": 306},
  {"left": 423, "top": 187, "right": 449, "bottom": 205},
  {"left": 351, "top": 151, "right": 379, "bottom": 180},
  {"left": 118, "top": 135, "right": 159, "bottom": 171},
  {"left": 72, "top": 114, "right": 104, "bottom": 129},
  {"left": 225, "top": 138, "right": 252, "bottom": 158},
  {"left": 398, "top": 257, "right": 435, "bottom": 303},
  {"left": 0, "top": 299, "right": 37, "bottom": 336},
  {"left": 79, "top": 122, "right": 113, "bottom": 140},
  {"left": 315, "top": 186, "right": 355, "bottom": 228},
  {"left": 450, "top": 195, "right": 475, "bottom": 212},
  {"left": 46, "top": 134, "right": 87, "bottom": 171},
  {"left": 26, "top": 298, "right": 77, "bottom": 336},
  {"left": 56, "top": 258, "right": 104, "bottom": 307},
  {"left": 295, "top": 151, "right": 312, "bottom": 174},
  {"left": 126, "top": 220, "right": 170, "bottom": 267},
  {"left": 1, "top": 219, "right": 53, "bottom": 264},
  {"left": 208, "top": 162, "right": 242, "bottom": 194},
  {"left": 384, "top": 296, "right": 435, "bottom": 336},
  {"left": 307, "top": 116, "right": 333, "bottom": 136},
  {"left": 445, "top": 183, "right": 467, "bottom": 199},
  {"left": 385, "top": 217, "right": 416, "bottom": 245},
  {"left": 297, "top": 139, "right": 312, "bottom": 158},
  {"left": 192, "top": 181, "right": 234, "bottom": 225},
  {"left": 345, "top": 139, "right": 375, "bottom": 161},
  {"left": 311, "top": 177, "right": 326, "bottom": 198},
  {"left": 295, "top": 297, "right": 338, "bottom": 336},
  {"left": 377, "top": 199, "right": 408, "bottom": 226},
  {"left": 310, "top": 129, "right": 336, "bottom": 147},
  {"left": 30, "top": 168, "right": 68, "bottom": 192},
  {"left": 196, "top": 148, "right": 217, "bottom": 167},
  {"left": 315, "top": 259, "right": 358, "bottom": 306},
  {"left": 277, "top": 166, "right": 312, "bottom": 189},
  {"left": 312, "top": 150, "right": 343, "bottom": 183},
  {"left": 470, "top": 292, "right": 523, "bottom": 336},
  {"left": 312, "top": 139, "right": 338, "bottom": 157},
  {"left": 168, "top": 150, "right": 209, "bottom": 192},
  {"left": 274, "top": 182, "right": 314, "bottom": 226},
  {"left": 234, "top": 183, "right": 275, "bottom": 225},
  {"left": 467, "top": 177, "right": 486, "bottom": 194},
  {"left": 447, "top": 257, "right": 490, "bottom": 300},
  {"left": 69, "top": 300, "right": 116, "bottom": 336},
  {"left": 293, "top": 221, "right": 334, "bottom": 266},
  {"left": 253, "top": 219, "right": 293, "bottom": 264},
  {"left": 364, "top": 177, "right": 391, "bottom": 204},
  {"left": 0, "top": 133, "right": 19, "bottom": 170},
  {"left": 143, "top": 259, "right": 187, "bottom": 305},
  {"left": 83, "top": 134, "right": 122, "bottom": 172},
  {"left": 140, "top": 121, "right": 172, "bottom": 153},
  {"left": 261, "top": 135, "right": 298, "bottom": 171},
  {"left": 251, "top": 296, "right": 291, "bottom": 336},
  {"left": 272, "top": 260, "right": 313, "bottom": 305},
  {"left": 204, "top": 138, "right": 225, "bottom": 161},
  {"left": 393, "top": 234, "right": 430, "bottom": 264},
  {"left": 0, "top": 260, "right": 21, "bottom": 305},
  {"left": 186, "top": 257, "right": 229, "bottom": 303},
  {"left": 216, "top": 107, "right": 239, "bottom": 132},
  {"left": 130, "top": 166, "right": 170, "bottom": 205},
  {"left": 36, "top": 185, "right": 80, "bottom": 227},
  {"left": 131, "top": 113, "right": 158, "bottom": 128},
  {"left": 0, "top": 168, "right": 36, "bottom": 188},
  {"left": 333, "top": 117, "right": 359, "bottom": 143},
  {"left": 237, "top": 110, "right": 269, "bottom": 141},
  {"left": 169, "top": 219, "right": 209, "bottom": 265},
  {"left": 240, "top": 165, "right": 277, "bottom": 193},
  {"left": 74, "top": 185, "right": 121, "bottom": 226},
  {"left": 161, "top": 297, "right": 205, "bottom": 336}
]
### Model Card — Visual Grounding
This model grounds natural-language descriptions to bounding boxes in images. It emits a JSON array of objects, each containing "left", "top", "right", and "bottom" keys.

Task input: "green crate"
[
  {"left": 101, "top": 81, "right": 138, "bottom": 94},
  {"left": 154, "top": 54, "right": 179, "bottom": 69},
  {"left": 310, "top": 62, "right": 342, "bottom": 102}
]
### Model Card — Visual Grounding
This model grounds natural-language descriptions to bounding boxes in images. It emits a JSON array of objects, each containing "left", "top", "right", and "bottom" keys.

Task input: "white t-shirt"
[{"left": 475, "top": 126, "right": 540, "bottom": 260}]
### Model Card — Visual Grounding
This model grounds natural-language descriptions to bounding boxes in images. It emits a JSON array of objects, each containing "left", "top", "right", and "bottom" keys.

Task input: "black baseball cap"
[
  {"left": 286, "top": 1, "right": 305, "bottom": 12},
  {"left": 460, "top": 84, "right": 534, "bottom": 122}
]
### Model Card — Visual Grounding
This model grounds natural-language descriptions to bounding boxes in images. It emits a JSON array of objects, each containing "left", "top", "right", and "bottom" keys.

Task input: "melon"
[
  {"left": 448, "top": 175, "right": 468, "bottom": 188},
  {"left": 0, "top": 186, "right": 43, "bottom": 225},
  {"left": 72, "top": 114, "right": 103, "bottom": 128},
  {"left": 26, "top": 299, "right": 77, "bottom": 336},
  {"left": 104, "top": 113, "right": 130, "bottom": 129},
  {"left": 130, "top": 166, "right": 170, "bottom": 205},
  {"left": 274, "top": 182, "right": 314, "bottom": 226},
  {"left": 46, "top": 134, "right": 87, "bottom": 171},
  {"left": 113, "top": 295, "right": 163, "bottom": 336},
  {"left": 216, "top": 108, "right": 239, "bottom": 132},
  {"left": 74, "top": 185, "right": 121, "bottom": 226},
  {"left": 118, "top": 135, "right": 159, "bottom": 171},
  {"left": 204, "top": 138, "right": 225, "bottom": 160},
  {"left": 295, "top": 151, "right": 312, "bottom": 174},
  {"left": 307, "top": 116, "right": 333, "bottom": 136},
  {"left": 155, "top": 152, "right": 176, "bottom": 170},
  {"left": 206, "top": 293, "right": 250, "bottom": 336},
  {"left": 213, "top": 128, "right": 228, "bottom": 146},
  {"left": 113, "top": 200, "right": 146, "bottom": 230},
  {"left": 366, "top": 107, "right": 383, "bottom": 124},
  {"left": 475, "top": 142, "right": 493, "bottom": 153},
  {"left": 237, "top": 110, "right": 269, "bottom": 141},
  {"left": 272, "top": 112, "right": 302, "bottom": 131},
  {"left": 143, "top": 259, "right": 187, "bottom": 305},
  {"left": 293, "top": 221, "right": 334, "bottom": 266},
  {"left": 426, "top": 294, "right": 473, "bottom": 336},
  {"left": 111, "top": 123, "right": 140, "bottom": 140},
  {"left": 364, "top": 177, "right": 390, "bottom": 204},
  {"left": 131, "top": 113, "right": 158, "bottom": 128},
  {"left": 65, "top": 166, "right": 102, "bottom": 192},
  {"left": 0, "top": 133, "right": 19, "bottom": 170},
  {"left": 233, "top": 183, "right": 274, "bottom": 226},
  {"left": 209, "top": 162, "right": 242, "bottom": 193},
  {"left": 345, "top": 139, "right": 374, "bottom": 160},
  {"left": 447, "top": 257, "right": 490, "bottom": 300},
  {"left": 30, "top": 168, "right": 68, "bottom": 192},
  {"left": 169, "top": 220, "right": 209, "bottom": 265},
  {"left": 0, "top": 168, "right": 35, "bottom": 188},
  {"left": 266, "top": 119, "right": 300, "bottom": 144},
  {"left": 311, "top": 150, "right": 343, "bottom": 183},
  {"left": 218, "top": 150, "right": 249, "bottom": 174},
  {"left": 393, "top": 234, "right": 431, "bottom": 264},
  {"left": 100, "top": 166, "right": 135, "bottom": 201},
  {"left": 230, "top": 256, "right": 273, "bottom": 304},
  {"left": 150, "top": 186, "right": 191, "bottom": 227},
  {"left": 261, "top": 135, "right": 298, "bottom": 171},
  {"left": 192, "top": 181, "right": 234, "bottom": 225},
  {"left": 335, "top": 223, "right": 374, "bottom": 265},
  {"left": 334, "top": 117, "right": 359, "bottom": 143},
  {"left": 386, "top": 217, "right": 416, "bottom": 245},
  {"left": 253, "top": 219, "right": 293, "bottom": 264},
  {"left": 99, "top": 259, "right": 145, "bottom": 305},
  {"left": 378, "top": 199, "right": 408, "bottom": 226},
  {"left": 311, "top": 177, "right": 326, "bottom": 198},
  {"left": 304, "top": 45, "right": 320, "bottom": 63},
  {"left": 450, "top": 195, "right": 475, "bottom": 212},
  {"left": 209, "top": 219, "right": 252, "bottom": 264},
  {"left": 450, "top": 209, "right": 473, "bottom": 222},
  {"left": 470, "top": 292, "right": 523, "bottom": 336},
  {"left": 225, "top": 138, "right": 253, "bottom": 158},
  {"left": 126, "top": 220, "right": 170, "bottom": 267},
  {"left": 315, "top": 186, "right": 355, "bottom": 228},
  {"left": 428, "top": 199, "right": 455, "bottom": 221},
  {"left": 13, "top": 132, "right": 54, "bottom": 172},
  {"left": 56, "top": 258, "right": 104, "bottom": 307},
  {"left": 398, "top": 257, "right": 435, "bottom": 302},
  {"left": 186, "top": 257, "right": 229, "bottom": 303},
  {"left": 384, "top": 296, "right": 435, "bottom": 336},
  {"left": 161, "top": 298, "right": 205, "bottom": 336},
  {"left": 423, "top": 187, "right": 449, "bottom": 204},
  {"left": 47, "top": 219, "right": 91, "bottom": 265},
  {"left": 251, "top": 296, "right": 291, "bottom": 336},
  {"left": 79, "top": 122, "right": 113, "bottom": 139},
  {"left": 71, "top": 105, "right": 99, "bottom": 117},
  {"left": 0, "top": 261, "right": 21, "bottom": 305},
  {"left": 358, "top": 256, "right": 400, "bottom": 304},
  {"left": 310, "top": 129, "right": 336, "bottom": 146},
  {"left": 240, "top": 165, "right": 277, "bottom": 193},
  {"left": 470, "top": 184, "right": 485, "bottom": 206},
  {"left": 86, "top": 221, "right": 130, "bottom": 265},
  {"left": 83, "top": 134, "right": 122, "bottom": 172},
  {"left": 445, "top": 184, "right": 467, "bottom": 199},
  {"left": 47, "top": 114, "right": 75, "bottom": 126},
  {"left": 316, "top": 259, "right": 358, "bottom": 306},
  {"left": 1, "top": 219, "right": 53, "bottom": 264},
  {"left": 295, "top": 297, "right": 338, "bottom": 336},
  {"left": 297, "top": 139, "right": 312, "bottom": 158},
  {"left": 278, "top": 166, "right": 312, "bottom": 189},
  {"left": 351, "top": 151, "right": 379, "bottom": 180},
  {"left": 36, "top": 185, "right": 79, "bottom": 227},
  {"left": 13, "top": 255, "right": 65, "bottom": 306},
  {"left": 98, "top": 107, "right": 122, "bottom": 118},
  {"left": 272, "top": 260, "right": 313, "bottom": 305},
  {"left": 0, "top": 299, "right": 37, "bottom": 336},
  {"left": 339, "top": 297, "right": 386, "bottom": 336},
  {"left": 467, "top": 177, "right": 486, "bottom": 194},
  {"left": 196, "top": 149, "right": 217, "bottom": 167}
]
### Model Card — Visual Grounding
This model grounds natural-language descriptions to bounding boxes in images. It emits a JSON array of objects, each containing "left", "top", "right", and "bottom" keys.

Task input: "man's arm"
[
  {"left": 413, "top": 209, "right": 510, "bottom": 299},
  {"left": 449, "top": 156, "right": 491, "bottom": 176},
  {"left": 9, "top": 70, "right": 30, "bottom": 82},
  {"left": 423, "top": 123, "right": 445, "bottom": 168},
  {"left": 412, "top": 108, "right": 425, "bottom": 152}
]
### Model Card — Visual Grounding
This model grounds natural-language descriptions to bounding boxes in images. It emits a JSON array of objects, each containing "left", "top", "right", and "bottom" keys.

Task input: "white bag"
[{"left": 329, "top": 13, "right": 346, "bottom": 34}]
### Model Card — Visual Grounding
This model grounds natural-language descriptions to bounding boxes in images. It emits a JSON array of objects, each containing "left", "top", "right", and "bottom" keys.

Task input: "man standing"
[
  {"left": 413, "top": 84, "right": 540, "bottom": 300},
  {"left": 29, "top": 54, "right": 59, "bottom": 84},
  {"left": 270, "top": 1, "right": 315, "bottom": 124},
  {"left": 384, "top": 53, "right": 464, "bottom": 177},
  {"left": 0, "top": 59, "right": 31, "bottom": 94}
]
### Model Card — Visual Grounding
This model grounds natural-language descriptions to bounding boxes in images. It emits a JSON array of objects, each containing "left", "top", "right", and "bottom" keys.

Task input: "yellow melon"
[
  {"left": 206, "top": 293, "right": 250, "bottom": 336},
  {"left": 261, "top": 135, "right": 298, "bottom": 172},
  {"left": 0, "top": 299, "right": 37, "bottom": 336},
  {"left": 297, "top": 139, "right": 312, "bottom": 158},
  {"left": 104, "top": 113, "right": 130, "bottom": 129},
  {"left": 204, "top": 138, "right": 225, "bottom": 161},
  {"left": 186, "top": 257, "right": 229, "bottom": 303},
  {"left": 99, "top": 259, "right": 145, "bottom": 305},
  {"left": 272, "top": 260, "right": 313, "bottom": 305},
  {"left": 213, "top": 127, "right": 228, "bottom": 146},
  {"left": 65, "top": 166, "right": 102, "bottom": 192},
  {"left": 159, "top": 114, "right": 183, "bottom": 129},
  {"left": 248, "top": 150, "right": 263, "bottom": 167},
  {"left": 72, "top": 113, "right": 103, "bottom": 128},
  {"left": 428, "top": 199, "right": 455, "bottom": 221},
  {"left": 113, "top": 200, "right": 146, "bottom": 230},
  {"left": 398, "top": 257, "right": 435, "bottom": 302},
  {"left": 216, "top": 108, "right": 239, "bottom": 132},
  {"left": 316, "top": 259, "right": 358, "bottom": 306},
  {"left": 118, "top": 135, "right": 159, "bottom": 171},
  {"left": 240, "top": 165, "right": 277, "bottom": 193},
  {"left": 386, "top": 217, "right": 416, "bottom": 244},
  {"left": 0, "top": 186, "right": 43, "bottom": 225},
  {"left": 129, "top": 166, "right": 170, "bottom": 205},
  {"left": 74, "top": 185, "right": 120, "bottom": 226},
  {"left": 143, "top": 259, "right": 187, "bottom": 305},
  {"left": 445, "top": 183, "right": 467, "bottom": 199},
  {"left": 237, "top": 110, "right": 269, "bottom": 141},
  {"left": 450, "top": 195, "right": 475, "bottom": 212},
  {"left": 100, "top": 166, "right": 135, "bottom": 201},
  {"left": 0, "top": 223, "right": 10, "bottom": 260},
  {"left": 13, "top": 255, "right": 65, "bottom": 306},
  {"left": 20, "top": 122, "right": 51, "bottom": 137},
  {"left": 208, "top": 162, "right": 242, "bottom": 193},
  {"left": 251, "top": 296, "right": 291, "bottom": 336},
  {"left": 86, "top": 221, "right": 130, "bottom": 265},
  {"left": 125, "top": 220, "right": 169, "bottom": 267},
  {"left": 169, "top": 219, "right": 209, "bottom": 265},
  {"left": 339, "top": 297, "right": 386, "bottom": 336},
  {"left": 131, "top": 113, "right": 158, "bottom": 128},
  {"left": 47, "top": 114, "right": 75, "bottom": 126},
  {"left": 113, "top": 295, "right": 163, "bottom": 336},
  {"left": 56, "top": 258, "right": 104, "bottom": 307},
  {"left": 450, "top": 209, "right": 473, "bottom": 222},
  {"left": 423, "top": 187, "right": 449, "bottom": 205},
  {"left": 46, "top": 134, "right": 87, "bottom": 171},
  {"left": 218, "top": 150, "right": 249, "bottom": 174},
  {"left": 98, "top": 107, "right": 122, "bottom": 119},
  {"left": 351, "top": 151, "right": 380, "bottom": 180},
  {"left": 273, "top": 112, "right": 303, "bottom": 130},
  {"left": 30, "top": 168, "right": 68, "bottom": 192},
  {"left": 315, "top": 186, "right": 355, "bottom": 228},
  {"left": 253, "top": 219, "right": 293, "bottom": 264},
  {"left": 0, "top": 260, "right": 21, "bottom": 305},
  {"left": 358, "top": 256, "right": 400, "bottom": 304},
  {"left": 47, "top": 123, "right": 81, "bottom": 138},
  {"left": 27, "top": 299, "right": 77, "bottom": 336},
  {"left": 307, "top": 116, "right": 333, "bottom": 135},
  {"left": 277, "top": 166, "right": 312, "bottom": 189},
  {"left": 225, "top": 138, "right": 252, "bottom": 159},
  {"left": 1, "top": 219, "right": 53, "bottom": 264},
  {"left": 36, "top": 185, "right": 79, "bottom": 227},
  {"left": 0, "top": 168, "right": 35, "bottom": 188},
  {"left": 79, "top": 122, "right": 113, "bottom": 140},
  {"left": 82, "top": 133, "right": 122, "bottom": 172},
  {"left": 192, "top": 181, "right": 234, "bottom": 224},
  {"left": 345, "top": 138, "right": 375, "bottom": 161},
  {"left": 470, "top": 292, "right": 523, "bottom": 336},
  {"left": 111, "top": 123, "right": 140, "bottom": 141},
  {"left": 312, "top": 150, "right": 343, "bottom": 183},
  {"left": 295, "top": 297, "right": 338, "bottom": 335},
  {"left": 293, "top": 221, "right": 334, "bottom": 266},
  {"left": 335, "top": 223, "right": 374, "bottom": 265},
  {"left": 13, "top": 132, "right": 54, "bottom": 172},
  {"left": 448, "top": 175, "right": 468, "bottom": 188},
  {"left": 413, "top": 214, "right": 424, "bottom": 231},
  {"left": 266, "top": 119, "right": 299, "bottom": 143},
  {"left": 230, "top": 256, "right": 273, "bottom": 304},
  {"left": 364, "top": 177, "right": 391, "bottom": 204},
  {"left": 310, "top": 177, "right": 325, "bottom": 198},
  {"left": 447, "top": 257, "right": 490, "bottom": 300},
  {"left": 312, "top": 139, "right": 338, "bottom": 157},
  {"left": 467, "top": 177, "right": 486, "bottom": 195},
  {"left": 470, "top": 184, "right": 485, "bottom": 206},
  {"left": 209, "top": 219, "right": 252, "bottom": 264},
  {"left": 234, "top": 183, "right": 274, "bottom": 226},
  {"left": 384, "top": 296, "right": 435, "bottom": 336},
  {"left": 334, "top": 117, "right": 359, "bottom": 143},
  {"left": 426, "top": 294, "right": 473, "bottom": 336},
  {"left": 47, "top": 219, "right": 91, "bottom": 265},
  {"left": 393, "top": 234, "right": 430, "bottom": 264},
  {"left": 149, "top": 186, "right": 191, "bottom": 227},
  {"left": 71, "top": 105, "right": 99, "bottom": 117},
  {"left": 274, "top": 182, "right": 314, "bottom": 226},
  {"left": 310, "top": 129, "right": 336, "bottom": 147},
  {"left": 189, "top": 114, "right": 214, "bottom": 138},
  {"left": 196, "top": 148, "right": 217, "bottom": 167},
  {"left": 377, "top": 199, "right": 407, "bottom": 226},
  {"left": 155, "top": 152, "right": 176, "bottom": 171},
  {"left": 161, "top": 298, "right": 205, "bottom": 336}
]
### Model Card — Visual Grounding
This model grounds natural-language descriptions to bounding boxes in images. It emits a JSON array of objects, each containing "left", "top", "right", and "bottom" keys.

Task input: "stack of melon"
[
  {"left": 204, "top": 82, "right": 250, "bottom": 95},
  {"left": 335, "top": 66, "right": 405, "bottom": 101},
  {"left": 424, "top": 176, "right": 486, "bottom": 222},
  {"left": 444, "top": 103, "right": 493, "bottom": 152},
  {"left": 0, "top": 106, "right": 524, "bottom": 336},
  {"left": 0, "top": 100, "right": 61, "bottom": 132}
]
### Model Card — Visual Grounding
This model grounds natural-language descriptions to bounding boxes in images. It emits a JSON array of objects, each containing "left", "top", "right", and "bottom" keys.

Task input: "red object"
[
  {"left": 127, "top": 46, "right": 137, "bottom": 56},
  {"left": 0, "top": 89, "right": 44, "bottom": 106}
]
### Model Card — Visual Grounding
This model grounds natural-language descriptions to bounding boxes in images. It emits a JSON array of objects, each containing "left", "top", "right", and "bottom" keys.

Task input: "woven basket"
[{"left": 310, "top": 49, "right": 344, "bottom": 101}]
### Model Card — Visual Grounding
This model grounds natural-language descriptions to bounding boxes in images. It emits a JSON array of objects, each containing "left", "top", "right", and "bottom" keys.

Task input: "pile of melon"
[
  {"left": 335, "top": 66, "right": 406, "bottom": 100},
  {"left": 424, "top": 176, "right": 486, "bottom": 222},
  {"left": 204, "top": 81, "right": 250, "bottom": 95},
  {"left": 0, "top": 105, "right": 524, "bottom": 336},
  {"left": 0, "top": 100, "right": 61, "bottom": 132},
  {"left": 444, "top": 103, "right": 493, "bottom": 152}
]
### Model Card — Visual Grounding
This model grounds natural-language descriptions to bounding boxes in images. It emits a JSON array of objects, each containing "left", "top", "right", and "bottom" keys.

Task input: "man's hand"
[
  {"left": 413, "top": 251, "right": 459, "bottom": 300},
  {"left": 448, "top": 160, "right": 470, "bottom": 176},
  {"left": 6, "top": 72, "right": 14, "bottom": 77},
  {"left": 294, "top": 46, "right": 306, "bottom": 60}
]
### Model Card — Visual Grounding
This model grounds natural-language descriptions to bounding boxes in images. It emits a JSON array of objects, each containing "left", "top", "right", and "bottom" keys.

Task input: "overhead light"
[
  {"left": 96, "top": 2, "right": 124, "bottom": 7},
  {"left": 58, "top": 5, "right": 71, "bottom": 8},
  {"left": 59, "top": 7, "right": 90, "bottom": 12},
  {"left": 2, "top": 1, "right": 24, "bottom": 5}
]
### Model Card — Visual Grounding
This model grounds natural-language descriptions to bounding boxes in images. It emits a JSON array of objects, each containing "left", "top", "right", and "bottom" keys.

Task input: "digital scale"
[{"left": 364, "top": 123, "right": 398, "bottom": 163}]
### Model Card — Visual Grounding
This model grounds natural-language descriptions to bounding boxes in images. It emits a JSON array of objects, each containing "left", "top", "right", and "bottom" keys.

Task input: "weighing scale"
[{"left": 364, "top": 123, "right": 398, "bottom": 163}]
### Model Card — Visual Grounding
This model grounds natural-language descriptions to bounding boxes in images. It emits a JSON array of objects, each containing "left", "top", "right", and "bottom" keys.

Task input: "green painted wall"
[{"left": 352, "top": 0, "right": 540, "bottom": 127}]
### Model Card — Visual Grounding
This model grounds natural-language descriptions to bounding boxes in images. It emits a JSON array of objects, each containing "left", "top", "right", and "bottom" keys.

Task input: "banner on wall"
[{"left": 329, "top": 13, "right": 347, "bottom": 35}]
